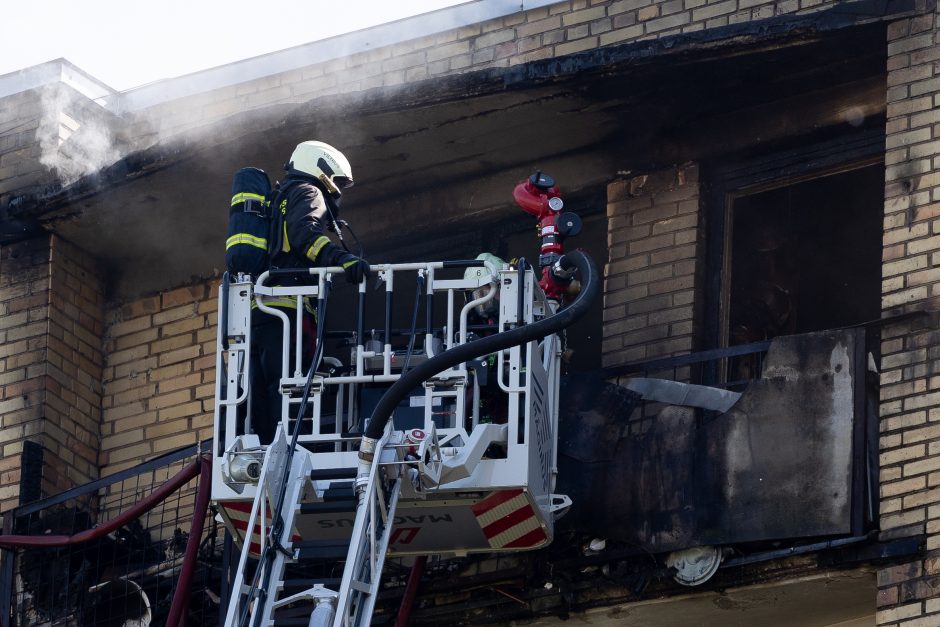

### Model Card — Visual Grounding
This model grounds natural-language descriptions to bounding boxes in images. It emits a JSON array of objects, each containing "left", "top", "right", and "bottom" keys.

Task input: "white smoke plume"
[{"left": 37, "top": 83, "right": 121, "bottom": 187}]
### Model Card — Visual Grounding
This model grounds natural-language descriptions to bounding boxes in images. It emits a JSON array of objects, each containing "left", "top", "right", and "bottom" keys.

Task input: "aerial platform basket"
[
  {"left": 212, "top": 259, "right": 571, "bottom": 554},
  {"left": 210, "top": 251, "right": 597, "bottom": 626}
]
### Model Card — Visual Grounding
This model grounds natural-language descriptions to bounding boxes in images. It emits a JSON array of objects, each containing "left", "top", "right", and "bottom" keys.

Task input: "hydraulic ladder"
[{"left": 223, "top": 425, "right": 401, "bottom": 627}]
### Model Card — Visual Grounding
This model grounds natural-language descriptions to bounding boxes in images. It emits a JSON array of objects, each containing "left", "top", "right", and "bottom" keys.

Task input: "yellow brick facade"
[
  {"left": 0, "top": 235, "right": 103, "bottom": 511},
  {"left": 876, "top": 2, "right": 940, "bottom": 623},
  {"left": 1, "top": 0, "right": 939, "bottom": 622},
  {"left": 99, "top": 282, "right": 217, "bottom": 476}
]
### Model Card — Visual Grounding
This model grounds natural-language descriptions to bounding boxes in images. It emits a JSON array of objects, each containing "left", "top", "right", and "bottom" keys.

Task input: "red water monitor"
[{"left": 513, "top": 171, "right": 582, "bottom": 300}]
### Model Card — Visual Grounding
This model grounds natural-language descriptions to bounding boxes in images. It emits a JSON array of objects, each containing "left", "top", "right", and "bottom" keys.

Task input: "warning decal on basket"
[
  {"left": 222, "top": 500, "right": 301, "bottom": 556},
  {"left": 470, "top": 489, "right": 547, "bottom": 549}
]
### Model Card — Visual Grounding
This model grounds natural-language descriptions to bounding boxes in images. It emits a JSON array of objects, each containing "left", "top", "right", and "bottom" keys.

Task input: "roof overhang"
[{"left": 3, "top": 1, "right": 907, "bottom": 299}]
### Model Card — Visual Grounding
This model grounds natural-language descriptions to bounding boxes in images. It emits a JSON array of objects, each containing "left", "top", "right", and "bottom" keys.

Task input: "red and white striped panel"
[
  {"left": 470, "top": 489, "right": 547, "bottom": 549},
  {"left": 221, "top": 500, "right": 301, "bottom": 556}
]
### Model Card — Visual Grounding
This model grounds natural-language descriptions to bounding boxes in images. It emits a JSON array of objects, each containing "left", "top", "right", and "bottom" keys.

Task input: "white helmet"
[{"left": 286, "top": 140, "right": 354, "bottom": 196}]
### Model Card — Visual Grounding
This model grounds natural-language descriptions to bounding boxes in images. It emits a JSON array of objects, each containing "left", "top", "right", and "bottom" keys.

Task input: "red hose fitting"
[
  {"left": 513, "top": 172, "right": 580, "bottom": 300},
  {"left": 513, "top": 173, "right": 565, "bottom": 259}
]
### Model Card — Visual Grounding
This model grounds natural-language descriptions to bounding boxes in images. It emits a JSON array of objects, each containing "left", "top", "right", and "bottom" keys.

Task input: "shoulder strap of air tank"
[{"left": 266, "top": 179, "right": 299, "bottom": 263}]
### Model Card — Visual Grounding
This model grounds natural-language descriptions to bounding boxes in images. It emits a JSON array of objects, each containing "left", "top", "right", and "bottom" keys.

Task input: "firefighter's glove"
[{"left": 338, "top": 252, "right": 371, "bottom": 284}]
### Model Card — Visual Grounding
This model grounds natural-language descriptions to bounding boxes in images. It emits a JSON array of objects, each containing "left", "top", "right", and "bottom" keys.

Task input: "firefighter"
[
  {"left": 463, "top": 253, "right": 508, "bottom": 426},
  {"left": 250, "top": 140, "right": 371, "bottom": 444}
]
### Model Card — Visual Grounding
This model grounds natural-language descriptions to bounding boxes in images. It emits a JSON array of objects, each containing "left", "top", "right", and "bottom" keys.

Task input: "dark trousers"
[{"left": 248, "top": 308, "right": 314, "bottom": 444}]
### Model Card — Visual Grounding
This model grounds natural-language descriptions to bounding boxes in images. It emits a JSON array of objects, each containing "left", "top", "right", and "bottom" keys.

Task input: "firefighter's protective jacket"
[
  {"left": 264, "top": 178, "right": 343, "bottom": 312},
  {"left": 273, "top": 179, "right": 340, "bottom": 268}
]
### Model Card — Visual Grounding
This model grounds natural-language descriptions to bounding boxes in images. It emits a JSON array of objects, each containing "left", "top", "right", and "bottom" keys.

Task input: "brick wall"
[
  {"left": 0, "top": 235, "right": 216, "bottom": 511},
  {"left": 133, "top": 0, "right": 848, "bottom": 138},
  {"left": 878, "top": 558, "right": 940, "bottom": 624},
  {"left": 603, "top": 163, "right": 702, "bottom": 370},
  {"left": 877, "top": 3, "right": 940, "bottom": 625},
  {"left": 100, "top": 282, "right": 217, "bottom": 476},
  {"left": 44, "top": 236, "right": 104, "bottom": 493},
  {"left": 0, "top": 237, "right": 50, "bottom": 512},
  {"left": 0, "top": 234, "right": 104, "bottom": 511},
  {"left": 0, "top": 90, "right": 44, "bottom": 198}
]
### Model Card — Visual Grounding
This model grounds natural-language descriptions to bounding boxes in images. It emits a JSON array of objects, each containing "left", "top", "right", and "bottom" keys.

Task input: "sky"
[{"left": 2, "top": 0, "right": 467, "bottom": 91}]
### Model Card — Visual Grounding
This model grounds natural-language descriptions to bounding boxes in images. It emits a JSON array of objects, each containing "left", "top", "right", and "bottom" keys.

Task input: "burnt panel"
[
  {"left": 557, "top": 328, "right": 865, "bottom": 552},
  {"left": 712, "top": 329, "right": 857, "bottom": 541}
]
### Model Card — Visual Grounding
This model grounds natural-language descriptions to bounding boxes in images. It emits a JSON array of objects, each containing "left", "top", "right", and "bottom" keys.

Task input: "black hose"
[
  {"left": 244, "top": 278, "right": 332, "bottom": 627},
  {"left": 363, "top": 250, "right": 598, "bottom": 441},
  {"left": 401, "top": 274, "right": 424, "bottom": 374}
]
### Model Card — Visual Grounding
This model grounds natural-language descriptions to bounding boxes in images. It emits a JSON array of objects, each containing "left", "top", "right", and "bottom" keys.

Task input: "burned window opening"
[
  {"left": 703, "top": 127, "right": 885, "bottom": 350},
  {"left": 722, "top": 163, "right": 884, "bottom": 384},
  {"left": 726, "top": 163, "right": 884, "bottom": 343}
]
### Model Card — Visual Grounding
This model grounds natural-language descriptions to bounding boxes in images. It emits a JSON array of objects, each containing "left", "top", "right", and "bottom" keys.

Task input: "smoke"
[{"left": 37, "top": 84, "right": 122, "bottom": 187}]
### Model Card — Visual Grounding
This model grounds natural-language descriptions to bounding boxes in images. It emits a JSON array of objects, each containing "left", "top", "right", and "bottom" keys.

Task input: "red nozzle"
[{"left": 513, "top": 176, "right": 561, "bottom": 219}]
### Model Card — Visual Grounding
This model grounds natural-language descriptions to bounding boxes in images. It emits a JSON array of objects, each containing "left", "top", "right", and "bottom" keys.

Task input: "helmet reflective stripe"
[{"left": 227, "top": 234, "right": 267, "bottom": 251}]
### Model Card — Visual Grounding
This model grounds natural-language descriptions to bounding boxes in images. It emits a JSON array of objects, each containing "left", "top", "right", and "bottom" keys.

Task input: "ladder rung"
[
  {"left": 294, "top": 540, "right": 350, "bottom": 560},
  {"left": 293, "top": 539, "right": 350, "bottom": 548},
  {"left": 300, "top": 500, "right": 357, "bottom": 514},
  {"left": 310, "top": 467, "right": 357, "bottom": 480},
  {"left": 239, "top": 583, "right": 260, "bottom": 597},
  {"left": 282, "top": 577, "right": 341, "bottom": 590},
  {"left": 323, "top": 482, "right": 354, "bottom": 501}
]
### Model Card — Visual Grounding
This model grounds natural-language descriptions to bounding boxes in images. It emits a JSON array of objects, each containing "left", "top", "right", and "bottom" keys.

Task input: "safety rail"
[
  {"left": 214, "top": 259, "right": 550, "bottom": 463},
  {"left": 605, "top": 339, "right": 773, "bottom": 390},
  {"left": 603, "top": 311, "right": 925, "bottom": 391},
  {"left": 0, "top": 441, "right": 216, "bottom": 627},
  {"left": 257, "top": 261, "right": 499, "bottom": 381}
]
